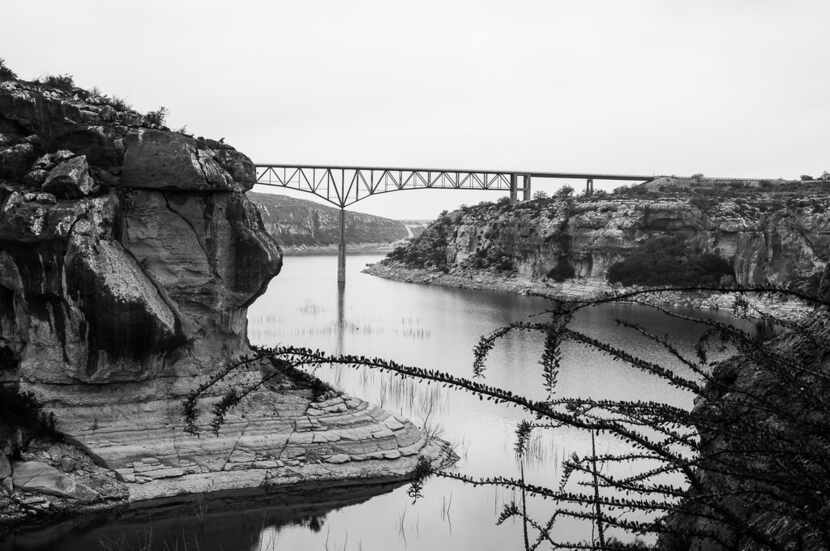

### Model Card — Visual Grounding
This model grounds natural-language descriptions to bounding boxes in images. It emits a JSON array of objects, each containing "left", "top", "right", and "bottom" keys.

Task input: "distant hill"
[{"left": 249, "top": 192, "right": 410, "bottom": 251}]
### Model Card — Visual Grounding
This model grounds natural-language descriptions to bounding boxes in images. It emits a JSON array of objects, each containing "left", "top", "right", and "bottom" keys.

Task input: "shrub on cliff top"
[
  {"left": 556, "top": 185, "right": 574, "bottom": 198},
  {"left": 145, "top": 106, "right": 168, "bottom": 126},
  {"left": 107, "top": 95, "right": 132, "bottom": 111},
  {"left": 0, "top": 58, "right": 17, "bottom": 81},
  {"left": 41, "top": 73, "right": 75, "bottom": 91},
  {"left": 607, "top": 235, "right": 734, "bottom": 287}
]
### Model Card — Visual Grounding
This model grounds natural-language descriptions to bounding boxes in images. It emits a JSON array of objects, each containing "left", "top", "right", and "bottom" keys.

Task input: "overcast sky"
[{"left": 3, "top": 1, "right": 829, "bottom": 219}]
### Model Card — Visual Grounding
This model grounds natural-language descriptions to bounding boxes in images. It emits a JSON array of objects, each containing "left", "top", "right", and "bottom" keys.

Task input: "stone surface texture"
[
  {"left": 0, "top": 79, "right": 450, "bottom": 526},
  {"left": 371, "top": 194, "right": 830, "bottom": 292}
]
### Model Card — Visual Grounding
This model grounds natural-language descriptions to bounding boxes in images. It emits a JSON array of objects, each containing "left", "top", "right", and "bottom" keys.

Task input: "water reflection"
[
  {"left": 1, "top": 482, "right": 404, "bottom": 551},
  {"left": 19, "top": 255, "right": 750, "bottom": 550},
  {"left": 337, "top": 279, "right": 345, "bottom": 355}
]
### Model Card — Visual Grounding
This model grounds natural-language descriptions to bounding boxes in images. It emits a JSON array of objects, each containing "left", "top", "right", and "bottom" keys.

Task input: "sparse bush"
[
  {"left": 533, "top": 190, "right": 549, "bottom": 200},
  {"left": 108, "top": 95, "right": 132, "bottom": 111},
  {"left": 556, "top": 185, "right": 574, "bottom": 198},
  {"left": 145, "top": 106, "right": 168, "bottom": 126},
  {"left": 41, "top": 73, "right": 75, "bottom": 91},
  {"left": 0, "top": 58, "right": 17, "bottom": 81}
]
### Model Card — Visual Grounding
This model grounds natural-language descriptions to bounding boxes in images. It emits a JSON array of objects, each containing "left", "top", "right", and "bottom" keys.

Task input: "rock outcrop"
[
  {"left": 0, "top": 78, "right": 449, "bottom": 528},
  {"left": 658, "top": 320, "right": 830, "bottom": 551},
  {"left": 374, "top": 193, "right": 830, "bottom": 291}
]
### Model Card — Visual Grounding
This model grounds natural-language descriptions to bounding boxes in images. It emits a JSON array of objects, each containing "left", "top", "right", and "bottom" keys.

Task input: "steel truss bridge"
[
  {"left": 253, "top": 163, "right": 658, "bottom": 282},
  {"left": 254, "top": 163, "right": 656, "bottom": 209}
]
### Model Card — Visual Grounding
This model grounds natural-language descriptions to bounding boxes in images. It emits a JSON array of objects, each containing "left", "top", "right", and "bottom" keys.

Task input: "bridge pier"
[
  {"left": 523, "top": 175, "right": 531, "bottom": 201},
  {"left": 337, "top": 207, "right": 346, "bottom": 284},
  {"left": 510, "top": 174, "right": 518, "bottom": 202},
  {"left": 586, "top": 178, "right": 594, "bottom": 196}
]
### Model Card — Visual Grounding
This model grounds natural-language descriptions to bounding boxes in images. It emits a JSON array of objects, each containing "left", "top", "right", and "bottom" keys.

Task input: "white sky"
[{"left": 3, "top": 1, "right": 829, "bottom": 219}]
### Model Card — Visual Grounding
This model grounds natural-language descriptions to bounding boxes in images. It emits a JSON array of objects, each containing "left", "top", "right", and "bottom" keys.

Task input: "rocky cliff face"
[
  {"left": 0, "top": 79, "right": 281, "bottom": 387},
  {"left": 250, "top": 192, "right": 408, "bottom": 249},
  {"left": 383, "top": 193, "right": 830, "bottom": 290},
  {"left": 0, "top": 78, "right": 448, "bottom": 525}
]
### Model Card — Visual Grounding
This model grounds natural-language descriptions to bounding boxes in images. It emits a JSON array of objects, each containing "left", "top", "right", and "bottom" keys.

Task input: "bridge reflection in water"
[{"left": 254, "top": 163, "right": 656, "bottom": 283}]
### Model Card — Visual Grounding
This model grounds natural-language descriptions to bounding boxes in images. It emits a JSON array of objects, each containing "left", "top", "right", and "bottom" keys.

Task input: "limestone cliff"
[
  {"left": 0, "top": 78, "right": 280, "bottom": 387},
  {"left": 0, "top": 78, "right": 449, "bottom": 527},
  {"left": 374, "top": 192, "right": 830, "bottom": 292}
]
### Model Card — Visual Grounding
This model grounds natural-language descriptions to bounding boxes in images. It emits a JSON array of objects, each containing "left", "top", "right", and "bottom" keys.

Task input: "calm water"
[{"left": 8, "top": 254, "right": 734, "bottom": 551}]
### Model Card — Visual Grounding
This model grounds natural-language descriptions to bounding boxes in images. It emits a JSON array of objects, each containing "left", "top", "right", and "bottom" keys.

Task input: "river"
[
  {"left": 22, "top": 254, "right": 732, "bottom": 551},
  {"left": 243, "top": 254, "right": 705, "bottom": 551}
]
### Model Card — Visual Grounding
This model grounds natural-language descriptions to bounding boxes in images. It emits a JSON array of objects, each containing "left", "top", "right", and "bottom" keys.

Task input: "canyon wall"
[
  {"left": 0, "top": 79, "right": 448, "bottom": 524},
  {"left": 250, "top": 192, "right": 409, "bottom": 249},
  {"left": 380, "top": 194, "right": 830, "bottom": 290},
  {"left": 0, "top": 79, "right": 281, "bottom": 389}
]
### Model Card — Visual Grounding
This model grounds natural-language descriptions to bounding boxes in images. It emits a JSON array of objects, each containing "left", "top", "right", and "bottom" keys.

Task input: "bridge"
[{"left": 254, "top": 163, "right": 657, "bottom": 283}]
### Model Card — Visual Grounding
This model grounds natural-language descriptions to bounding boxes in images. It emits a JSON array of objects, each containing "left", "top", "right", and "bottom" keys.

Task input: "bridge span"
[{"left": 254, "top": 163, "right": 657, "bottom": 283}]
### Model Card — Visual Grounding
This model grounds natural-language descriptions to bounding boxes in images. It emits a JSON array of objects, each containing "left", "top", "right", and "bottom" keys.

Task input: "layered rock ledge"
[
  {"left": 365, "top": 193, "right": 830, "bottom": 319},
  {"left": 0, "top": 78, "right": 450, "bottom": 528}
]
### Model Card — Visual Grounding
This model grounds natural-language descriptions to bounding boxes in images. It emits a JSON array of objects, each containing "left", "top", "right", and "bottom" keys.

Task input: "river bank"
[
  {"left": 1, "top": 370, "right": 455, "bottom": 535},
  {"left": 363, "top": 262, "right": 812, "bottom": 320},
  {"left": 282, "top": 241, "right": 401, "bottom": 256},
  {"left": 0, "top": 77, "right": 452, "bottom": 539}
]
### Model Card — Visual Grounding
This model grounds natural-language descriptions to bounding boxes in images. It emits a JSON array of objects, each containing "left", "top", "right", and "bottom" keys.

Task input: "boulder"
[
  {"left": 0, "top": 142, "right": 37, "bottom": 180},
  {"left": 22, "top": 169, "right": 48, "bottom": 186},
  {"left": 32, "top": 150, "right": 74, "bottom": 171},
  {"left": 11, "top": 461, "right": 97, "bottom": 501},
  {"left": 42, "top": 155, "right": 96, "bottom": 198},
  {"left": 22, "top": 192, "right": 56, "bottom": 204},
  {"left": 121, "top": 129, "right": 251, "bottom": 192}
]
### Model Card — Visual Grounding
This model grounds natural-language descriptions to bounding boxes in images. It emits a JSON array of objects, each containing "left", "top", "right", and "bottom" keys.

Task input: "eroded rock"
[
  {"left": 121, "top": 129, "right": 252, "bottom": 192},
  {"left": 11, "top": 461, "right": 97, "bottom": 501},
  {"left": 0, "top": 76, "right": 449, "bottom": 527},
  {"left": 42, "top": 154, "right": 96, "bottom": 198}
]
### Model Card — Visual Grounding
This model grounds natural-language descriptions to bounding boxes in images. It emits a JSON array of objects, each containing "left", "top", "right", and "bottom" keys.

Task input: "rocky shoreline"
[
  {"left": 363, "top": 262, "right": 812, "bottom": 320},
  {"left": 0, "top": 77, "right": 453, "bottom": 535},
  {"left": 1, "top": 356, "right": 455, "bottom": 534},
  {"left": 282, "top": 242, "right": 399, "bottom": 256}
]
